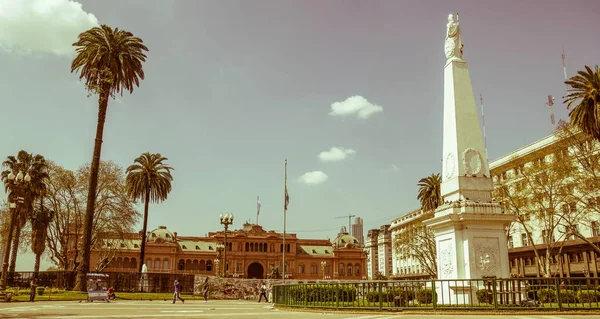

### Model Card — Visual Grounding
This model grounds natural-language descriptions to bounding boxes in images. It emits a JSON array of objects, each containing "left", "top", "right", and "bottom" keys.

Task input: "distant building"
[
  {"left": 84, "top": 223, "right": 366, "bottom": 281},
  {"left": 365, "top": 228, "right": 379, "bottom": 279},
  {"left": 365, "top": 225, "right": 393, "bottom": 278},
  {"left": 377, "top": 225, "right": 392, "bottom": 276},
  {"left": 351, "top": 217, "right": 364, "bottom": 247}
]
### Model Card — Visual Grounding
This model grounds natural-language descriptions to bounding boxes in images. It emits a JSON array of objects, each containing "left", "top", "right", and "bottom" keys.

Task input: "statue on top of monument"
[{"left": 445, "top": 13, "right": 464, "bottom": 62}]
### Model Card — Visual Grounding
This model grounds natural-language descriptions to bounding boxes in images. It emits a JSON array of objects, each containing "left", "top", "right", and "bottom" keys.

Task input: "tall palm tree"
[
  {"left": 71, "top": 24, "right": 148, "bottom": 290},
  {"left": 0, "top": 151, "right": 48, "bottom": 283},
  {"left": 126, "top": 153, "right": 174, "bottom": 273},
  {"left": 417, "top": 173, "right": 442, "bottom": 212},
  {"left": 564, "top": 65, "right": 600, "bottom": 141},
  {"left": 30, "top": 195, "right": 54, "bottom": 281}
]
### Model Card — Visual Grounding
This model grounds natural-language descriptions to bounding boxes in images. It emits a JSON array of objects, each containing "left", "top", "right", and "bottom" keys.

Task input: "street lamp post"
[
  {"left": 320, "top": 261, "right": 327, "bottom": 280},
  {"left": 219, "top": 213, "right": 234, "bottom": 277},
  {"left": 1, "top": 171, "right": 30, "bottom": 290}
]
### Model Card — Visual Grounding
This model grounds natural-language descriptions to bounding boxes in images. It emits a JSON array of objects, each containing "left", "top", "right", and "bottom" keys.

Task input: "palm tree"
[
  {"left": 564, "top": 65, "right": 600, "bottom": 141},
  {"left": 0, "top": 151, "right": 48, "bottom": 283},
  {"left": 30, "top": 195, "right": 54, "bottom": 281},
  {"left": 417, "top": 173, "right": 442, "bottom": 212},
  {"left": 126, "top": 153, "right": 174, "bottom": 273},
  {"left": 71, "top": 24, "right": 148, "bottom": 290}
]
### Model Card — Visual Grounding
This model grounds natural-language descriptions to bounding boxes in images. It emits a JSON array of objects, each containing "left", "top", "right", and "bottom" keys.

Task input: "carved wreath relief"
[
  {"left": 462, "top": 148, "right": 483, "bottom": 176},
  {"left": 473, "top": 237, "right": 500, "bottom": 276},
  {"left": 445, "top": 152, "right": 456, "bottom": 179}
]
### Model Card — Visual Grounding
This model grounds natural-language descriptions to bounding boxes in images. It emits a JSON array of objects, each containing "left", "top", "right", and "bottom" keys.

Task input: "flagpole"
[
  {"left": 256, "top": 196, "right": 259, "bottom": 226},
  {"left": 283, "top": 159, "right": 287, "bottom": 284}
]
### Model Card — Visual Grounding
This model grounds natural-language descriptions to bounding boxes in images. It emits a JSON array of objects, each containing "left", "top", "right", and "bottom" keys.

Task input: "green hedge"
[
  {"left": 288, "top": 285, "right": 357, "bottom": 302},
  {"left": 365, "top": 288, "right": 415, "bottom": 303},
  {"left": 415, "top": 288, "right": 435, "bottom": 304},
  {"left": 476, "top": 289, "right": 492, "bottom": 304},
  {"left": 578, "top": 290, "right": 600, "bottom": 303}
]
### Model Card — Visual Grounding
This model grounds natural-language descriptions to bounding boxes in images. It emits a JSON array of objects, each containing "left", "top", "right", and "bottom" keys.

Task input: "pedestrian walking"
[
  {"left": 172, "top": 279, "right": 185, "bottom": 304},
  {"left": 202, "top": 277, "right": 209, "bottom": 303},
  {"left": 258, "top": 281, "right": 268, "bottom": 303}
]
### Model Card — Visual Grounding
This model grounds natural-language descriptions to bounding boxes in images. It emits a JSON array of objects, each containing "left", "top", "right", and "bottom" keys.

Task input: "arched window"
[
  {"left": 146, "top": 259, "right": 152, "bottom": 270},
  {"left": 163, "top": 258, "right": 169, "bottom": 270},
  {"left": 355, "top": 264, "right": 360, "bottom": 276},
  {"left": 206, "top": 260, "right": 213, "bottom": 271},
  {"left": 246, "top": 242, "right": 249, "bottom": 251},
  {"left": 131, "top": 258, "right": 137, "bottom": 270},
  {"left": 116, "top": 257, "right": 123, "bottom": 268},
  {"left": 154, "top": 258, "right": 161, "bottom": 270},
  {"left": 347, "top": 264, "right": 353, "bottom": 276},
  {"left": 123, "top": 257, "right": 130, "bottom": 268},
  {"left": 298, "top": 264, "right": 305, "bottom": 274},
  {"left": 185, "top": 259, "right": 192, "bottom": 271},
  {"left": 178, "top": 259, "right": 184, "bottom": 271},
  {"left": 192, "top": 260, "right": 198, "bottom": 271},
  {"left": 199, "top": 260, "right": 206, "bottom": 271},
  {"left": 250, "top": 243, "right": 254, "bottom": 252},
  {"left": 339, "top": 263, "right": 345, "bottom": 275}
]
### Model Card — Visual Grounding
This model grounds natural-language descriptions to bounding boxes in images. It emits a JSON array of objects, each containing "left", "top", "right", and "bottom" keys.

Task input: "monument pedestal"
[{"left": 425, "top": 201, "right": 514, "bottom": 304}]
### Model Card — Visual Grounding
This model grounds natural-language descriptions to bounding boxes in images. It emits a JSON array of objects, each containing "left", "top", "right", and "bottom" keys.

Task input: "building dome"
[
  {"left": 332, "top": 226, "right": 359, "bottom": 248},
  {"left": 148, "top": 226, "right": 175, "bottom": 243}
]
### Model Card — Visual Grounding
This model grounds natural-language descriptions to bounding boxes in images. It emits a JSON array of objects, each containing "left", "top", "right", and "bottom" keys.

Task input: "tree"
[
  {"left": 126, "top": 153, "right": 174, "bottom": 273},
  {"left": 44, "top": 161, "right": 140, "bottom": 271},
  {"left": 0, "top": 151, "right": 48, "bottom": 281},
  {"left": 493, "top": 149, "right": 580, "bottom": 277},
  {"left": 30, "top": 195, "right": 54, "bottom": 281},
  {"left": 552, "top": 121, "right": 600, "bottom": 253},
  {"left": 564, "top": 65, "right": 600, "bottom": 142},
  {"left": 71, "top": 24, "right": 148, "bottom": 291},
  {"left": 394, "top": 219, "right": 437, "bottom": 278},
  {"left": 417, "top": 173, "right": 442, "bottom": 212}
]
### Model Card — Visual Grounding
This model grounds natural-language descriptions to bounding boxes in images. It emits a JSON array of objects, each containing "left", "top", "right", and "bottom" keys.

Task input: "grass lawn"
[{"left": 6, "top": 288, "right": 209, "bottom": 302}]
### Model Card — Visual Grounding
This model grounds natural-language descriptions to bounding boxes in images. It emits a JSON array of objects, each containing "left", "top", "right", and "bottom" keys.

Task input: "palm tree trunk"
[
  {"left": 75, "top": 86, "right": 110, "bottom": 292},
  {"left": 138, "top": 186, "right": 151, "bottom": 274},
  {"left": 8, "top": 225, "right": 22, "bottom": 276},
  {"left": 33, "top": 253, "right": 41, "bottom": 279},
  {"left": 0, "top": 209, "right": 17, "bottom": 289}
]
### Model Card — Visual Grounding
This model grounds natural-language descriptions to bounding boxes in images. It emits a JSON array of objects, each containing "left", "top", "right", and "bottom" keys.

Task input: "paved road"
[{"left": 0, "top": 300, "right": 595, "bottom": 319}]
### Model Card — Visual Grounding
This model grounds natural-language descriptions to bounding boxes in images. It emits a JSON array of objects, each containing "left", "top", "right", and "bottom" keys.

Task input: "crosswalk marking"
[{"left": 343, "top": 316, "right": 403, "bottom": 319}]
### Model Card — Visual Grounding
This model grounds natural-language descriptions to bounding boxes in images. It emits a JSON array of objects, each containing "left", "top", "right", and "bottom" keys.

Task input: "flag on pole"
[
  {"left": 284, "top": 176, "right": 289, "bottom": 211},
  {"left": 257, "top": 196, "right": 261, "bottom": 216}
]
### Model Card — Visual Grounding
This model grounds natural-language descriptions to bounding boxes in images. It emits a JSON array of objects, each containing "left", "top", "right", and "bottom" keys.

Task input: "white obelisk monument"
[{"left": 424, "top": 14, "right": 515, "bottom": 304}]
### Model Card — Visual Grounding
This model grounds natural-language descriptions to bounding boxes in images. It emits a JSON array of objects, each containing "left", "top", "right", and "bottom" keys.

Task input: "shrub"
[
  {"left": 365, "top": 288, "right": 414, "bottom": 303},
  {"left": 36, "top": 287, "right": 45, "bottom": 296},
  {"left": 288, "top": 285, "right": 357, "bottom": 302},
  {"left": 578, "top": 289, "right": 600, "bottom": 303},
  {"left": 476, "top": 289, "right": 492, "bottom": 304},
  {"left": 558, "top": 289, "right": 576, "bottom": 303},
  {"left": 415, "top": 288, "right": 435, "bottom": 304},
  {"left": 537, "top": 288, "right": 556, "bottom": 303}
]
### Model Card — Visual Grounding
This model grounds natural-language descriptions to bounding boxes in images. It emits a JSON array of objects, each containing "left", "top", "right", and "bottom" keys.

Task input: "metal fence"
[
  {"left": 7, "top": 271, "right": 196, "bottom": 293},
  {"left": 273, "top": 277, "right": 600, "bottom": 311}
]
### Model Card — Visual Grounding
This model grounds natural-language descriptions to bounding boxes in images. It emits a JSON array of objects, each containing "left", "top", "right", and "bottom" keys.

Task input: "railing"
[{"left": 273, "top": 277, "right": 600, "bottom": 311}]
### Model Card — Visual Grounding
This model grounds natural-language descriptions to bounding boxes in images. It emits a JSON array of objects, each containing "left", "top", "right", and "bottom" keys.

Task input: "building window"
[
  {"left": 347, "top": 264, "right": 353, "bottom": 276},
  {"left": 521, "top": 233, "right": 529, "bottom": 247},
  {"left": 339, "top": 263, "right": 345, "bottom": 275},
  {"left": 355, "top": 264, "right": 360, "bottom": 276},
  {"left": 163, "top": 259, "right": 169, "bottom": 270},
  {"left": 592, "top": 221, "right": 600, "bottom": 237},
  {"left": 298, "top": 264, "right": 305, "bottom": 274},
  {"left": 311, "top": 264, "right": 318, "bottom": 274}
]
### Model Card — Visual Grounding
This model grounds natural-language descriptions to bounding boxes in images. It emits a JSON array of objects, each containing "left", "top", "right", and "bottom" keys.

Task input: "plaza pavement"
[{"left": 0, "top": 300, "right": 596, "bottom": 319}]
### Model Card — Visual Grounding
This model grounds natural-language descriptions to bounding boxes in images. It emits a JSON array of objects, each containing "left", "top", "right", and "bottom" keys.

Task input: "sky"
[{"left": 0, "top": 0, "right": 599, "bottom": 270}]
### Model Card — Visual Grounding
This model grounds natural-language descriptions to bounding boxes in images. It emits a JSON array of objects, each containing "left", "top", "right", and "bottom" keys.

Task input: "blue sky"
[{"left": 0, "top": 0, "right": 599, "bottom": 270}]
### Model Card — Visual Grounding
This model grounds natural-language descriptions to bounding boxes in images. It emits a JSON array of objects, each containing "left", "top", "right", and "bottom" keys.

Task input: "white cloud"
[
  {"left": 0, "top": 0, "right": 99, "bottom": 56},
  {"left": 298, "top": 171, "right": 329, "bottom": 185},
  {"left": 318, "top": 147, "right": 356, "bottom": 162},
  {"left": 329, "top": 95, "right": 383, "bottom": 119}
]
